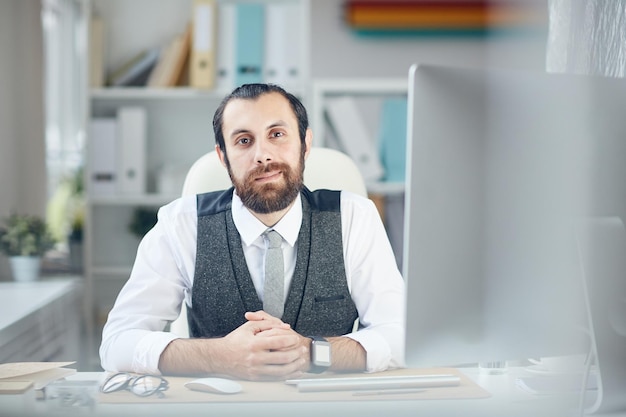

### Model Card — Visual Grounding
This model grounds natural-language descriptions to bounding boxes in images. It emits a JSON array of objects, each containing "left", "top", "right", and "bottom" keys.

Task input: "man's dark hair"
[{"left": 212, "top": 83, "right": 309, "bottom": 154}]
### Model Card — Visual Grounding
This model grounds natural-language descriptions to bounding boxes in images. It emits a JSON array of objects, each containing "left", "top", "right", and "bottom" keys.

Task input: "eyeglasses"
[{"left": 101, "top": 372, "right": 169, "bottom": 398}]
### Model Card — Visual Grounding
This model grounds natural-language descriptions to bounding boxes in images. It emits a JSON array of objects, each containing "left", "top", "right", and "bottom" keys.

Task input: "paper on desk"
[
  {"left": 0, "top": 381, "right": 34, "bottom": 394},
  {"left": 0, "top": 362, "right": 75, "bottom": 379},
  {"left": 0, "top": 362, "right": 76, "bottom": 390}
]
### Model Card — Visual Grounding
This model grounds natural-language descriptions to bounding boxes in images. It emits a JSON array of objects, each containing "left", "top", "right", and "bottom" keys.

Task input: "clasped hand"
[{"left": 220, "top": 310, "right": 310, "bottom": 381}]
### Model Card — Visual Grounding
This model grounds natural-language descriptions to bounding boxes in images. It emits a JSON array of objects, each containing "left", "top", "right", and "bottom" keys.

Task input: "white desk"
[
  {"left": 3, "top": 367, "right": 625, "bottom": 417},
  {"left": 0, "top": 278, "right": 82, "bottom": 364}
]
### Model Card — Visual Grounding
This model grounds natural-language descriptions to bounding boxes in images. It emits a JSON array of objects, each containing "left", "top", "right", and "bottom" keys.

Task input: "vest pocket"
[
  {"left": 308, "top": 293, "right": 357, "bottom": 336},
  {"left": 314, "top": 294, "right": 345, "bottom": 303}
]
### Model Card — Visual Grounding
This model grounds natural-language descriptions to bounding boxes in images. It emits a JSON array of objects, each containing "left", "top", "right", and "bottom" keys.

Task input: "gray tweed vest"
[{"left": 187, "top": 187, "right": 358, "bottom": 338}]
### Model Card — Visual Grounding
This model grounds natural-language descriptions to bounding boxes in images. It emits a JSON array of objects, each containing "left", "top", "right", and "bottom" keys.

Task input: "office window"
[
  {"left": 41, "top": 0, "right": 87, "bottom": 247},
  {"left": 42, "top": 0, "right": 87, "bottom": 199}
]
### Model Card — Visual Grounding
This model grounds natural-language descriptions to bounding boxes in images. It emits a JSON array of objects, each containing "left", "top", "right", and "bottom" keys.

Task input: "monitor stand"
[{"left": 577, "top": 217, "right": 626, "bottom": 414}]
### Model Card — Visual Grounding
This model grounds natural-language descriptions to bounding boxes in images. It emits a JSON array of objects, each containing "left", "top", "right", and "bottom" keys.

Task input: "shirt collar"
[{"left": 231, "top": 191, "right": 302, "bottom": 248}]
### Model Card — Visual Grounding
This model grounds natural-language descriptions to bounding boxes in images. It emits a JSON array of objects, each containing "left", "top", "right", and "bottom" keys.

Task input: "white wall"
[
  {"left": 0, "top": 0, "right": 47, "bottom": 280},
  {"left": 310, "top": 0, "right": 549, "bottom": 78},
  {"left": 0, "top": 0, "right": 47, "bottom": 217},
  {"left": 0, "top": 1, "right": 19, "bottom": 218}
]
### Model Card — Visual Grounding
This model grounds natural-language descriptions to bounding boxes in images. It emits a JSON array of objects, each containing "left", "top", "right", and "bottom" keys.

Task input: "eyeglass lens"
[
  {"left": 102, "top": 373, "right": 168, "bottom": 398},
  {"left": 131, "top": 375, "right": 168, "bottom": 397}
]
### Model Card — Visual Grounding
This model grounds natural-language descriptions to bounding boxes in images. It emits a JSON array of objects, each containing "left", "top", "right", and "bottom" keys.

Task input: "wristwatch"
[{"left": 308, "top": 336, "right": 331, "bottom": 373}]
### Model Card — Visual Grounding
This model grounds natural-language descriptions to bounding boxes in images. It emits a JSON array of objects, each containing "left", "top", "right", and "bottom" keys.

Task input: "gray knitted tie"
[{"left": 263, "top": 229, "right": 284, "bottom": 318}]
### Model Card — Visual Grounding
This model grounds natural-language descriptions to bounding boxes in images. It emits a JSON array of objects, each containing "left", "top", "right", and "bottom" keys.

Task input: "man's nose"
[{"left": 254, "top": 140, "right": 273, "bottom": 164}]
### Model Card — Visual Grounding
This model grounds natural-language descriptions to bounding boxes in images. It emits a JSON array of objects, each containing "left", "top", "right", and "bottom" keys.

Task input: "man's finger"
[{"left": 245, "top": 311, "right": 290, "bottom": 328}]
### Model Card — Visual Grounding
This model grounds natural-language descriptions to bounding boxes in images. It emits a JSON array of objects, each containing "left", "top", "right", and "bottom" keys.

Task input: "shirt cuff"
[
  {"left": 344, "top": 330, "right": 392, "bottom": 373},
  {"left": 133, "top": 332, "right": 180, "bottom": 375}
]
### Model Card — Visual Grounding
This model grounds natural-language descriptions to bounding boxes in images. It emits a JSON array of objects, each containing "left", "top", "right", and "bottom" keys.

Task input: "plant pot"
[
  {"left": 68, "top": 239, "right": 83, "bottom": 272},
  {"left": 9, "top": 256, "right": 41, "bottom": 282}
]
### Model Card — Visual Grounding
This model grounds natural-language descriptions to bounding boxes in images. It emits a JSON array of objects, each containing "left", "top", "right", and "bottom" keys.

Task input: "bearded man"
[{"left": 100, "top": 84, "right": 405, "bottom": 380}]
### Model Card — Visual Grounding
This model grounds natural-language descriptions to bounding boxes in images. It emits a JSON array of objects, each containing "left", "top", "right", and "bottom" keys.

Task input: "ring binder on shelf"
[
  {"left": 190, "top": 0, "right": 217, "bottom": 89},
  {"left": 235, "top": 3, "right": 265, "bottom": 86}
]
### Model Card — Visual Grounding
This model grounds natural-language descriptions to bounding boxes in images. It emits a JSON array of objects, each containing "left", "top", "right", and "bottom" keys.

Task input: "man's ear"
[
  {"left": 304, "top": 128, "right": 313, "bottom": 160},
  {"left": 215, "top": 144, "right": 227, "bottom": 168}
]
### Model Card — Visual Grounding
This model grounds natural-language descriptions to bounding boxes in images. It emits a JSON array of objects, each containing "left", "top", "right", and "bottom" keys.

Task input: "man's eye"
[
  {"left": 271, "top": 131, "right": 284, "bottom": 138},
  {"left": 238, "top": 137, "right": 250, "bottom": 145}
]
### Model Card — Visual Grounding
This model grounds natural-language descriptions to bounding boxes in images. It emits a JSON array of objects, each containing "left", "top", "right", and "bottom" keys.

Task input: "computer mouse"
[{"left": 184, "top": 377, "right": 243, "bottom": 394}]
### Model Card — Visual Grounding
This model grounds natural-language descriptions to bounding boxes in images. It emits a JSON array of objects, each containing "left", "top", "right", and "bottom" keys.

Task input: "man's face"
[{"left": 217, "top": 92, "right": 311, "bottom": 214}]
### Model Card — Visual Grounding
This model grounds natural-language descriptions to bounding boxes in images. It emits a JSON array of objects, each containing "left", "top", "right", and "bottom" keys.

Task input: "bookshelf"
[
  {"left": 310, "top": 78, "right": 409, "bottom": 269},
  {"left": 83, "top": 0, "right": 311, "bottom": 369},
  {"left": 310, "top": 78, "right": 408, "bottom": 195}
]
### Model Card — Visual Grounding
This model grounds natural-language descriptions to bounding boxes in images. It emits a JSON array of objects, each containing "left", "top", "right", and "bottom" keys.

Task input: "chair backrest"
[
  {"left": 181, "top": 147, "right": 368, "bottom": 197},
  {"left": 169, "top": 147, "right": 367, "bottom": 337}
]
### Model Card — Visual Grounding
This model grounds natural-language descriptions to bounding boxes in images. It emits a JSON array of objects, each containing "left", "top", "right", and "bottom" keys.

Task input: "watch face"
[{"left": 313, "top": 341, "right": 331, "bottom": 366}]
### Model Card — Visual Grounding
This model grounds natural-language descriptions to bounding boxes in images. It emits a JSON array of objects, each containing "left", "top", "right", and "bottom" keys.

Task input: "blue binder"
[
  {"left": 378, "top": 98, "right": 408, "bottom": 182},
  {"left": 235, "top": 3, "right": 265, "bottom": 86}
]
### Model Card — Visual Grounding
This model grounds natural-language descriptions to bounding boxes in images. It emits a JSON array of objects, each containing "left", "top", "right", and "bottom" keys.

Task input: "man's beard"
[{"left": 228, "top": 158, "right": 304, "bottom": 214}]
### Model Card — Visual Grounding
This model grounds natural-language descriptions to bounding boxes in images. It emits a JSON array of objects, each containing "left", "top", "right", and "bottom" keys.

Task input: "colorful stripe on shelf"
[{"left": 343, "top": 0, "right": 547, "bottom": 36}]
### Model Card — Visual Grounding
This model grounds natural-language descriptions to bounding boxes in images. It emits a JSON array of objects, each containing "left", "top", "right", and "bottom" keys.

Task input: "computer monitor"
[{"left": 402, "top": 63, "right": 626, "bottom": 368}]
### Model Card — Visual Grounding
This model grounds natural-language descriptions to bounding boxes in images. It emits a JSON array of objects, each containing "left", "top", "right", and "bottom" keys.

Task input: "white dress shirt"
[{"left": 100, "top": 190, "right": 405, "bottom": 374}]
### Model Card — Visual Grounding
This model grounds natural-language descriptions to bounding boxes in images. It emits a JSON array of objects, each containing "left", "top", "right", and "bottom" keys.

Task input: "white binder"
[
  {"left": 88, "top": 118, "right": 117, "bottom": 196},
  {"left": 264, "top": 2, "right": 301, "bottom": 87},
  {"left": 117, "top": 107, "right": 146, "bottom": 195},
  {"left": 216, "top": 1, "right": 235, "bottom": 92},
  {"left": 325, "top": 96, "right": 384, "bottom": 182}
]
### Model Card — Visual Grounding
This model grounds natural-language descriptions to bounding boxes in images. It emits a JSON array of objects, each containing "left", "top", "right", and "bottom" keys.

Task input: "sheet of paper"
[
  {"left": 0, "top": 362, "right": 75, "bottom": 379},
  {"left": 0, "top": 381, "right": 34, "bottom": 394}
]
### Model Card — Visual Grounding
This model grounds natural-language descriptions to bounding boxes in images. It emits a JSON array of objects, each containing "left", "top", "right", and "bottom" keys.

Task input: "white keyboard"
[{"left": 285, "top": 373, "right": 461, "bottom": 392}]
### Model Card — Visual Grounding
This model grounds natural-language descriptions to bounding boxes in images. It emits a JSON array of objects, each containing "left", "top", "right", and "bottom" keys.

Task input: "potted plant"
[
  {"left": 0, "top": 213, "right": 56, "bottom": 282},
  {"left": 67, "top": 208, "right": 84, "bottom": 271},
  {"left": 47, "top": 167, "right": 84, "bottom": 271},
  {"left": 128, "top": 207, "right": 158, "bottom": 239}
]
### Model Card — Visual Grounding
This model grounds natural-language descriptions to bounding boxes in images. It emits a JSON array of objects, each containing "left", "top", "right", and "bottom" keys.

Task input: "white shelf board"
[
  {"left": 91, "top": 266, "right": 133, "bottom": 277},
  {"left": 313, "top": 78, "right": 408, "bottom": 95},
  {"left": 90, "top": 87, "right": 230, "bottom": 100},
  {"left": 88, "top": 193, "right": 180, "bottom": 206},
  {"left": 91, "top": 84, "right": 309, "bottom": 101},
  {"left": 367, "top": 181, "right": 405, "bottom": 195}
]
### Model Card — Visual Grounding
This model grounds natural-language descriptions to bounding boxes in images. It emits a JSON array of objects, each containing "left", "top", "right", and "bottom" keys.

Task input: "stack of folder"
[
  {"left": 0, "top": 362, "right": 77, "bottom": 398},
  {"left": 343, "top": 0, "right": 547, "bottom": 36},
  {"left": 95, "top": 0, "right": 302, "bottom": 92}
]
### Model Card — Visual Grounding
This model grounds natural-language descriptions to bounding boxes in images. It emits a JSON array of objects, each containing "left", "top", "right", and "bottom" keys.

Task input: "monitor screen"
[{"left": 402, "top": 63, "right": 626, "bottom": 368}]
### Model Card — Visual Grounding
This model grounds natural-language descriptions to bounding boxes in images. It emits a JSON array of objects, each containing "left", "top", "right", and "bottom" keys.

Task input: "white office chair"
[{"left": 169, "top": 147, "right": 367, "bottom": 337}]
